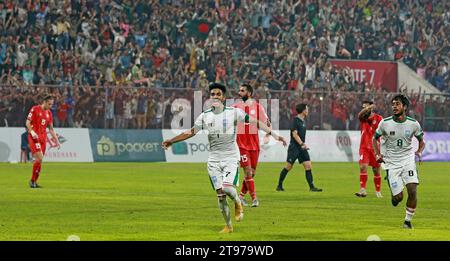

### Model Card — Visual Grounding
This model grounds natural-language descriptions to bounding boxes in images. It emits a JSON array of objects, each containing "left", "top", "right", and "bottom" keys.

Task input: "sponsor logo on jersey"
[{"left": 390, "top": 131, "right": 395, "bottom": 135}]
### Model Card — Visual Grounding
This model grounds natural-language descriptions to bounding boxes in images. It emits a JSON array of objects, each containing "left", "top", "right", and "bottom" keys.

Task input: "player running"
[
  {"left": 232, "top": 83, "right": 270, "bottom": 207},
  {"left": 355, "top": 101, "right": 383, "bottom": 198},
  {"left": 373, "top": 94, "right": 425, "bottom": 229},
  {"left": 25, "top": 95, "right": 60, "bottom": 188},
  {"left": 162, "top": 83, "right": 286, "bottom": 233}
]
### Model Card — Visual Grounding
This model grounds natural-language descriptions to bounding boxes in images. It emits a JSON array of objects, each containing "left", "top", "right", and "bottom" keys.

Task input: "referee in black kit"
[{"left": 276, "top": 104, "right": 322, "bottom": 192}]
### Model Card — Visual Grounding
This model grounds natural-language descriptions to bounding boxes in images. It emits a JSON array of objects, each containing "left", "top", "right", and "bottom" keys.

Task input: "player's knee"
[
  {"left": 244, "top": 167, "right": 252, "bottom": 177},
  {"left": 394, "top": 193, "right": 403, "bottom": 202},
  {"left": 285, "top": 164, "right": 293, "bottom": 171},
  {"left": 359, "top": 165, "right": 368, "bottom": 172}
]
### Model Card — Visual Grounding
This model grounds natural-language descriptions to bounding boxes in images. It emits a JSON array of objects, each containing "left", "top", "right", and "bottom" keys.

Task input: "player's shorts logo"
[
  {"left": 391, "top": 181, "right": 398, "bottom": 188},
  {"left": 390, "top": 131, "right": 395, "bottom": 136},
  {"left": 97, "top": 136, "right": 116, "bottom": 156}
]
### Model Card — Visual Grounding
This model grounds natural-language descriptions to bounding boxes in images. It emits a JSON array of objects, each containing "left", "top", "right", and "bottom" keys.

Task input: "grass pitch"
[{"left": 0, "top": 162, "right": 449, "bottom": 241}]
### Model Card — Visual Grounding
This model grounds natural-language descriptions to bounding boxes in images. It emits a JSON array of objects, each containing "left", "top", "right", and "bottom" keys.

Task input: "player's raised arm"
[
  {"left": 358, "top": 103, "right": 375, "bottom": 121},
  {"left": 161, "top": 127, "right": 198, "bottom": 150}
]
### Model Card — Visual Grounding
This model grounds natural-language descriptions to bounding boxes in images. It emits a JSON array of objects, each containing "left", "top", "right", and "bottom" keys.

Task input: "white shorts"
[
  {"left": 207, "top": 159, "right": 240, "bottom": 190},
  {"left": 386, "top": 163, "right": 419, "bottom": 196}
]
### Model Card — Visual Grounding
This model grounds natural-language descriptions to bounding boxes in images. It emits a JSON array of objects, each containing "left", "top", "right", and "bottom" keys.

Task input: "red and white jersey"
[
  {"left": 232, "top": 99, "right": 269, "bottom": 151},
  {"left": 27, "top": 105, "right": 53, "bottom": 138},
  {"left": 359, "top": 113, "right": 383, "bottom": 150}
]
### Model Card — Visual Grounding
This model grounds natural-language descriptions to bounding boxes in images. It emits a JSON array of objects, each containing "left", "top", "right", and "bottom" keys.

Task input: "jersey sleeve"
[
  {"left": 413, "top": 121, "right": 424, "bottom": 140},
  {"left": 193, "top": 112, "right": 204, "bottom": 131},
  {"left": 235, "top": 108, "right": 249, "bottom": 123},
  {"left": 27, "top": 107, "right": 35, "bottom": 122},
  {"left": 374, "top": 120, "right": 384, "bottom": 139}
]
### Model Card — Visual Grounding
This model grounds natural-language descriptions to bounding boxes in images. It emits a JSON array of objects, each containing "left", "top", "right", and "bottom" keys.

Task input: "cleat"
[
  {"left": 235, "top": 202, "right": 244, "bottom": 222},
  {"left": 391, "top": 198, "right": 399, "bottom": 207},
  {"left": 251, "top": 198, "right": 259, "bottom": 207},
  {"left": 240, "top": 197, "right": 249, "bottom": 207},
  {"left": 219, "top": 225, "right": 233, "bottom": 233},
  {"left": 29, "top": 181, "right": 41, "bottom": 189},
  {"left": 403, "top": 221, "right": 412, "bottom": 229},
  {"left": 355, "top": 189, "right": 367, "bottom": 197},
  {"left": 310, "top": 187, "right": 323, "bottom": 192},
  {"left": 375, "top": 191, "right": 383, "bottom": 198},
  {"left": 276, "top": 186, "right": 285, "bottom": 191}
]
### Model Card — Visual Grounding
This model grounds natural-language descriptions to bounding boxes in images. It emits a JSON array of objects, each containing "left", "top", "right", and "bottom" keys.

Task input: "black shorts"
[{"left": 286, "top": 145, "right": 310, "bottom": 164}]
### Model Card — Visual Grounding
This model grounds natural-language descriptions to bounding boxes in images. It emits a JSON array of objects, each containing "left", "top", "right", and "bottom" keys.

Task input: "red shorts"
[
  {"left": 359, "top": 148, "right": 380, "bottom": 168},
  {"left": 28, "top": 135, "right": 47, "bottom": 155},
  {"left": 239, "top": 148, "right": 259, "bottom": 169}
]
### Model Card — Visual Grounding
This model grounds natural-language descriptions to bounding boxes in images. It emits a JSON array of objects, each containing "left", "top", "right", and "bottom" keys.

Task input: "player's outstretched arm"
[
  {"left": 247, "top": 116, "right": 287, "bottom": 146},
  {"left": 162, "top": 127, "right": 198, "bottom": 150}
]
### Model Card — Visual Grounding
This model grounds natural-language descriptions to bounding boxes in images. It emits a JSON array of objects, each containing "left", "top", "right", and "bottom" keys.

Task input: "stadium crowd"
[{"left": 0, "top": 0, "right": 449, "bottom": 130}]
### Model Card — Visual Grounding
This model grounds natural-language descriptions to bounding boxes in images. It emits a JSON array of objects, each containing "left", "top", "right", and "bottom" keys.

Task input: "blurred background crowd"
[{"left": 0, "top": 0, "right": 449, "bottom": 130}]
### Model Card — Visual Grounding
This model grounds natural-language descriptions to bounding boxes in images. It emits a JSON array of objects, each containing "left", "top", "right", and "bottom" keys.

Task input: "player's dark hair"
[
  {"left": 362, "top": 100, "right": 374, "bottom": 105},
  {"left": 42, "top": 95, "right": 54, "bottom": 101},
  {"left": 241, "top": 83, "right": 253, "bottom": 96},
  {"left": 391, "top": 94, "right": 410, "bottom": 108},
  {"left": 296, "top": 103, "right": 307, "bottom": 114},
  {"left": 209, "top": 82, "right": 227, "bottom": 94}
]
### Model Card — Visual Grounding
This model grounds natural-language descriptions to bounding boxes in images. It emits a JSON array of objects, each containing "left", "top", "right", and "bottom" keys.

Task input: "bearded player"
[
  {"left": 355, "top": 101, "right": 383, "bottom": 198},
  {"left": 232, "top": 83, "right": 270, "bottom": 207},
  {"left": 26, "top": 95, "right": 60, "bottom": 188}
]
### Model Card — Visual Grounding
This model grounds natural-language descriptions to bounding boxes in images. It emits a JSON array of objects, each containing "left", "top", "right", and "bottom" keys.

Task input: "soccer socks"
[
  {"left": 240, "top": 180, "right": 248, "bottom": 198},
  {"left": 359, "top": 172, "right": 368, "bottom": 190},
  {"left": 245, "top": 177, "right": 256, "bottom": 200},
  {"left": 278, "top": 168, "right": 289, "bottom": 187},
  {"left": 31, "top": 162, "right": 42, "bottom": 182},
  {"left": 374, "top": 174, "right": 382, "bottom": 192},
  {"left": 405, "top": 207, "right": 416, "bottom": 222},
  {"left": 305, "top": 170, "right": 314, "bottom": 189},
  {"left": 218, "top": 196, "right": 231, "bottom": 227}
]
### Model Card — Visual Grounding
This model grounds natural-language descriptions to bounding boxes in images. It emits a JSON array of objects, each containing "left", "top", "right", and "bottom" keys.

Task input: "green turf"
[{"left": 0, "top": 162, "right": 449, "bottom": 241}]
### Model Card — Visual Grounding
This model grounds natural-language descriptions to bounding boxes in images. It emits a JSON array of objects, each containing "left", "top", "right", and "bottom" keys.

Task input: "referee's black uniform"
[
  {"left": 277, "top": 114, "right": 322, "bottom": 192},
  {"left": 286, "top": 116, "right": 310, "bottom": 164}
]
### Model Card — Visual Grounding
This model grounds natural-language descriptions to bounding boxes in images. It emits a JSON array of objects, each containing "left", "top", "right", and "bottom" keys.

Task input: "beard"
[{"left": 242, "top": 95, "right": 249, "bottom": 102}]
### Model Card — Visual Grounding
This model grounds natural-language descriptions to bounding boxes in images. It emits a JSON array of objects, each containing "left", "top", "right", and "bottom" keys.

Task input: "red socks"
[
  {"left": 374, "top": 174, "right": 382, "bottom": 192},
  {"left": 31, "top": 162, "right": 42, "bottom": 182},
  {"left": 240, "top": 177, "right": 257, "bottom": 200},
  {"left": 360, "top": 172, "right": 368, "bottom": 189}
]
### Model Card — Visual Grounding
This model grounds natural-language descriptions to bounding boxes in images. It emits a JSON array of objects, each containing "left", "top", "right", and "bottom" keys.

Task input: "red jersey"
[
  {"left": 27, "top": 105, "right": 53, "bottom": 139},
  {"left": 359, "top": 113, "right": 383, "bottom": 150},
  {"left": 232, "top": 99, "right": 269, "bottom": 151}
]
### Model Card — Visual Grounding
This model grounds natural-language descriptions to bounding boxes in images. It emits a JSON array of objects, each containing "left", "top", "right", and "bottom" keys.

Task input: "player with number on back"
[
  {"left": 25, "top": 95, "right": 60, "bottom": 188},
  {"left": 373, "top": 94, "right": 425, "bottom": 229},
  {"left": 232, "top": 83, "right": 270, "bottom": 207}
]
